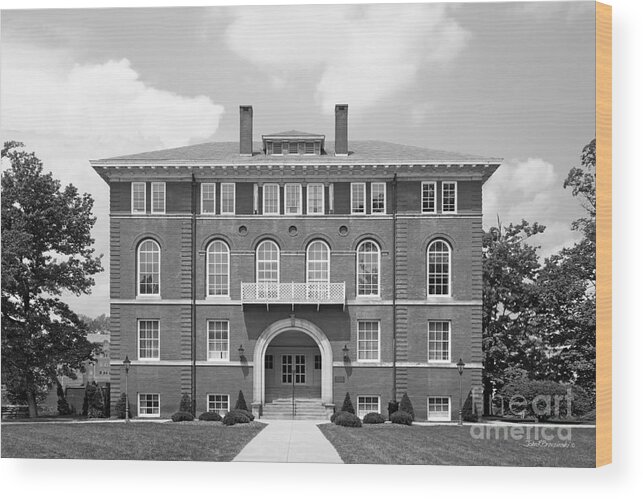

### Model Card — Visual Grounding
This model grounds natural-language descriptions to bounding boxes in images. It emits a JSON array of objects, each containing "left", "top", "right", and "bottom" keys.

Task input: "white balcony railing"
[{"left": 241, "top": 282, "right": 345, "bottom": 306}]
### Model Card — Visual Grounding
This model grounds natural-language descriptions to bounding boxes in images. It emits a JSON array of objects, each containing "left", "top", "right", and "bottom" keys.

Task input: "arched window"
[
  {"left": 138, "top": 239, "right": 160, "bottom": 296},
  {"left": 357, "top": 240, "right": 380, "bottom": 296},
  {"left": 207, "top": 240, "right": 230, "bottom": 297},
  {"left": 427, "top": 239, "right": 451, "bottom": 296},
  {"left": 256, "top": 240, "right": 280, "bottom": 299},
  {"left": 306, "top": 240, "right": 330, "bottom": 284}
]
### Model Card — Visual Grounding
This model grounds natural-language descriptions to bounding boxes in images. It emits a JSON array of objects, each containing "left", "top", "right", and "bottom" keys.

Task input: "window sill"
[{"left": 136, "top": 295, "right": 161, "bottom": 300}]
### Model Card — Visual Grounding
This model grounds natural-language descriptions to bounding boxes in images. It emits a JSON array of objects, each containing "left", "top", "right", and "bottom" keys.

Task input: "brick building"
[{"left": 91, "top": 105, "right": 500, "bottom": 420}]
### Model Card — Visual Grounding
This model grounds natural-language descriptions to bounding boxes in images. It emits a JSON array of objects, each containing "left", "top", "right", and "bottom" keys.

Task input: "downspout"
[
  {"left": 392, "top": 173, "right": 398, "bottom": 403},
  {"left": 191, "top": 173, "right": 197, "bottom": 415}
]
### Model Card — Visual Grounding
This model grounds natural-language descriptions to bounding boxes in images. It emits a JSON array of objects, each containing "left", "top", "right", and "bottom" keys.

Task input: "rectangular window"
[
  {"left": 307, "top": 183, "right": 325, "bottom": 214},
  {"left": 314, "top": 354, "right": 321, "bottom": 370},
  {"left": 357, "top": 396, "right": 380, "bottom": 418},
  {"left": 207, "top": 394, "right": 229, "bottom": 415},
  {"left": 427, "top": 396, "right": 451, "bottom": 421},
  {"left": 207, "top": 320, "right": 229, "bottom": 361},
  {"left": 357, "top": 321, "right": 380, "bottom": 361},
  {"left": 284, "top": 184, "right": 302, "bottom": 215},
  {"left": 220, "top": 183, "right": 235, "bottom": 215},
  {"left": 201, "top": 183, "right": 216, "bottom": 214},
  {"left": 371, "top": 182, "right": 386, "bottom": 214},
  {"left": 273, "top": 142, "right": 282, "bottom": 155},
  {"left": 305, "top": 142, "right": 314, "bottom": 154},
  {"left": 442, "top": 181, "right": 457, "bottom": 213},
  {"left": 263, "top": 183, "right": 280, "bottom": 215},
  {"left": 265, "top": 355, "right": 274, "bottom": 370},
  {"left": 422, "top": 181, "right": 436, "bottom": 213},
  {"left": 138, "top": 393, "right": 160, "bottom": 417},
  {"left": 288, "top": 142, "right": 298, "bottom": 154},
  {"left": 351, "top": 183, "right": 366, "bottom": 214},
  {"left": 428, "top": 321, "right": 450, "bottom": 362},
  {"left": 131, "top": 182, "right": 146, "bottom": 214},
  {"left": 151, "top": 182, "right": 165, "bottom": 214},
  {"left": 138, "top": 320, "right": 160, "bottom": 360}
]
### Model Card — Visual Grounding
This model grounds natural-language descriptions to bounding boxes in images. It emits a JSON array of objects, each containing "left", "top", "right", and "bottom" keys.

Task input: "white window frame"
[
  {"left": 441, "top": 181, "right": 457, "bottom": 214},
  {"left": 201, "top": 183, "right": 216, "bottom": 214},
  {"left": 357, "top": 320, "right": 380, "bottom": 362},
  {"left": 427, "top": 396, "right": 452, "bottom": 422},
  {"left": 307, "top": 183, "right": 325, "bottom": 215},
  {"left": 428, "top": 320, "right": 451, "bottom": 362},
  {"left": 357, "top": 395, "right": 381, "bottom": 418},
  {"left": 207, "top": 394, "right": 230, "bottom": 415},
  {"left": 137, "top": 319, "right": 160, "bottom": 361},
  {"left": 131, "top": 182, "right": 146, "bottom": 214},
  {"left": 370, "top": 182, "right": 386, "bottom": 214},
  {"left": 151, "top": 182, "right": 166, "bottom": 214},
  {"left": 138, "top": 393, "right": 160, "bottom": 418},
  {"left": 421, "top": 181, "right": 437, "bottom": 214},
  {"left": 207, "top": 320, "right": 230, "bottom": 361},
  {"left": 206, "top": 240, "right": 230, "bottom": 297},
  {"left": 306, "top": 240, "right": 330, "bottom": 284},
  {"left": 356, "top": 240, "right": 381, "bottom": 297},
  {"left": 263, "top": 183, "right": 281, "bottom": 215},
  {"left": 284, "top": 183, "right": 302, "bottom": 215},
  {"left": 220, "top": 183, "right": 236, "bottom": 215},
  {"left": 351, "top": 182, "right": 366, "bottom": 215},
  {"left": 137, "top": 239, "right": 161, "bottom": 297},
  {"left": 427, "top": 239, "right": 452, "bottom": 297}
]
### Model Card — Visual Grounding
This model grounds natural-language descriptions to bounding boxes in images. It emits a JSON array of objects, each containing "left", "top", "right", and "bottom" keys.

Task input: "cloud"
[
  {"left": 1, "top": 44, "right": 224, "bottom": 149},
  {"left": 483, "top": 157, "right": 583, "bottom": 256},
  {"left": 224, "top": 4, "right": 469, "bottom": 112}
]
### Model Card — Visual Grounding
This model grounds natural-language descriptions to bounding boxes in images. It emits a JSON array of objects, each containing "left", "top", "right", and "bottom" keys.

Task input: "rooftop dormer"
[{"left": 262, "top": 130, "right": 325, "bottom": 156}]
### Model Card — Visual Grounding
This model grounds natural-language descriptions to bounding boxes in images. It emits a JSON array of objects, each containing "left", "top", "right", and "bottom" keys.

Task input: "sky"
[{"left": 0, "top": 1, "right": 596, "bottom": 317}]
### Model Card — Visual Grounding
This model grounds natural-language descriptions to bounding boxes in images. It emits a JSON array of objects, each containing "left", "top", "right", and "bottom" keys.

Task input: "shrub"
[
  {"left": 179, "top": 393, "right": 192, "bottom": 413},
  {"left": 198, "top": 411, "right": 223, "bottom": 422},
  {"left": 56, "top": 383, "right": 73, "bottom": 416},
  {"left": 462, "top": 391, "right": 479, "bottom": 423},
  {"left": 171, "top": 411, "right": 194, "bottom": 422},
  {"left": 387, "top": 400, "right": 399, "bottom": 420},
  {"left": 223, "top": 410, "right": 250, "bottom": 426},
  {"left": 498, "top": 379, "right": 595, "bottom": 421},
  {"left": 399, "top": 393, "right": 415, "bottom": 421},
  {"left": 236, "top": 409, "right": 254, "bottom": 421},
  {"left": 390, "top": 411, "right": 413, "bottom": 426},
  {"left": 114, "top": 393, "right": 131, "bottom": 419},
  {"left": 330, "top": 410, "right": 348, "bottom": 423},
  {"left": 340, "top": 392, "right": 355, "bottom": 414},
  {"left": 334, "top": 412, "right": 362, "bottom": 427},
  {"left": 362, "top": 412, "right": 386, "bottom": 424},
  {"left": 83, "top": 383, "right": 105, "bottom": 418},
  {"left": 234, "top": 390, "right": 249, "bottom": 412}
]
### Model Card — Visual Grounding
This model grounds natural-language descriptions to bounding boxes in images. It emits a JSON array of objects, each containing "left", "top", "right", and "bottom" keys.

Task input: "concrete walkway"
[{"left": 234, "top": 420, "right": 343, "bottom": 464}]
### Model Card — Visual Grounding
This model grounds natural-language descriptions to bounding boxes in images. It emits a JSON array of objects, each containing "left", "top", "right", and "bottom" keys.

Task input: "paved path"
[{"left": 234, "top": 420, "right": 343, "bottom": 464}]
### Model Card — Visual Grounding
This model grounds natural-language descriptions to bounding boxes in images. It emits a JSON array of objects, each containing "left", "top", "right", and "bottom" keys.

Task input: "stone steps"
[{"left": 261, "top": 398, "right": 327, "bottom": 420}]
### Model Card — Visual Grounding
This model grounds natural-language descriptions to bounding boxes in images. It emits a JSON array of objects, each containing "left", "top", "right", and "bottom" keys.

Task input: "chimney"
[
  {"left": 335, "top": 104, "right": 348, "bottom": 156},
  {"left": 240, "top": 105, "right": 253, "bottom": 156}
]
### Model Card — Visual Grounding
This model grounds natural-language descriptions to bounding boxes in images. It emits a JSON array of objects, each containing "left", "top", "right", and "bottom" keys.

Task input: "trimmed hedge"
[
  {"left": 223, "top": 409, "right": 251, "bottom": 426},
  {"left": 171, "top": 411, "right": 194, "bottom": 422},
  {"left": 362, "top": 412, "right": 386, "bottom": 424},
  {"left": 390, "top": 410, "right": 413, "bottom": 426},
  {"left": 334, "top": 412, "right": 362, "bottom": 427},
  {"left": 179, "top": 393, "right": 192, "bottom": 413},
  {"left": 330, "top": 410, "right": 348, "bottom": 423},
  {"left": 198, "top": 411, "right": 222, "bottom": 422},
  {"left": 234, "top": 390, "right": 249, "bottom": 412}
]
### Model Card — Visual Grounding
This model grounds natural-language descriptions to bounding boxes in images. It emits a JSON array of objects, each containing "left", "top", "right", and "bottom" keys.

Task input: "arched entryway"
[{"left": 253, "top": 318, "right": 333, "bottom": 407}]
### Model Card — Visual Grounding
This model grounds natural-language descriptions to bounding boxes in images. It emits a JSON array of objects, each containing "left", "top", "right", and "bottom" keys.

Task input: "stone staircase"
[{"left": 261, "top": 398, "right": 328, "bottom": 420}]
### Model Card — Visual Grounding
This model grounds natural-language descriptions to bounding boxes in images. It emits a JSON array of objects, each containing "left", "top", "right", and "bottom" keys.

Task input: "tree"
[
  {"left": 56, "top": 380, "right": 72, "bottom": 416},
  {"left": 179, "top": 393, "right": 192, "bottom": 413},
  {"left": 399, "top": 392, "right": 415, "bottom": 420},
  {"left": 234, "top": 390, "right": 249, "bottom": 412},
  {"left": 536, "top": 139, "right": 596, "bottom": 393},
  {"left": 1, "top": 142, "right": 103, "bottom": 417},
  {"left": 482, "top": 219, "right": 548, "bottom": 411},
  {"left": 340, "top": 392, "right": 355, "bottom": 414}
]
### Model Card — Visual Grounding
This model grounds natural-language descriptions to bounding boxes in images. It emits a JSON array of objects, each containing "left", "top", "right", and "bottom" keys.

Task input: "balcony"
[{"left": 241, "top": 282, "right": 345, "bottom": 309}]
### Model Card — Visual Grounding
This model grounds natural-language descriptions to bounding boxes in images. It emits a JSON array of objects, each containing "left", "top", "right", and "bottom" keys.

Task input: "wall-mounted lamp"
[
  {"left": 342, "top": 344, "right": 350, "bottom": 361},
  {"left": 238, "top": 344, "right": 245, "bottom": 359}
]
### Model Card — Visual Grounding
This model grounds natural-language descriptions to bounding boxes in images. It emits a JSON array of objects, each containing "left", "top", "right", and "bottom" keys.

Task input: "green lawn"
[
  {"left": 1, "top": 421, "right": 265, "bottom": 461},
  {"left": 318, "top": 423, "right": 595, "bottom": 467}
]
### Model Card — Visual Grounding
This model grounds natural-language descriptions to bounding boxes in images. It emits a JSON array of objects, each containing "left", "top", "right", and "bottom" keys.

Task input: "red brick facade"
[{"left": 94, "top": 106, "right": 500, "bottom": 420}]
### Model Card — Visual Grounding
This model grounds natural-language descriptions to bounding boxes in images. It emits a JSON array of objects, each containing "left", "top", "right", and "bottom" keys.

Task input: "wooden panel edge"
[{"left": 595, "top": 0, "right": 612, "bottom": 468}]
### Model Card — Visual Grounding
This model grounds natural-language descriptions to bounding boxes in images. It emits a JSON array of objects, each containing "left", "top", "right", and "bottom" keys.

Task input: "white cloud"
[
  {"left": 1, "top": 44, "right": 224, "bottom": 149},
  {"left": 483, "top": 157, "right": 583, "bottom": 256},
  {"left": 224, "top": 4, "right": 469, "bottom": 112}
]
